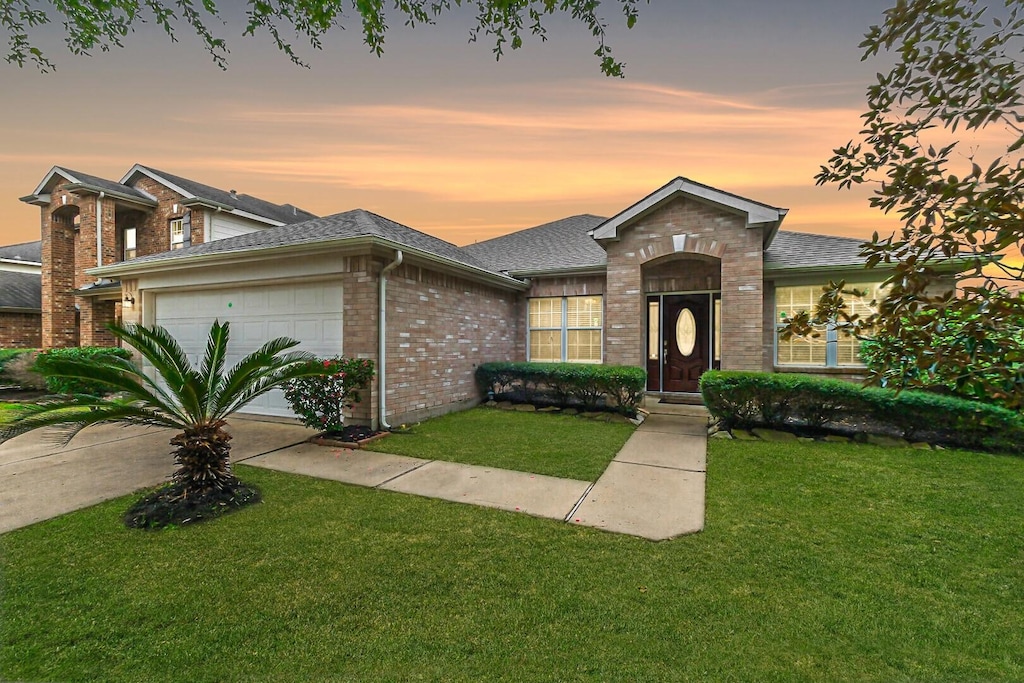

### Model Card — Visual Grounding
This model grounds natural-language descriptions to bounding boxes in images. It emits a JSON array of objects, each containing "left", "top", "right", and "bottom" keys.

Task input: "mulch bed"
[
  {"left": 123, "top": 479, "right": 261, "bottom": 530},
  {"left": 309, "top": 425, "right": 388, "bottom": 449}
]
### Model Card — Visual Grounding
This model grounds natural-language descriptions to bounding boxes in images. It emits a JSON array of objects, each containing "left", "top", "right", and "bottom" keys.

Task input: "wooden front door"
[{"left": 661, "top": 295, "right": 710, "bottom": 393}]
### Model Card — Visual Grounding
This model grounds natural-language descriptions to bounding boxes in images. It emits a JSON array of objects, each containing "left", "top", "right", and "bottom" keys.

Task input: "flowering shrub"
[{"left": 284, "top": 357, "right": 375, "bottom": 433}]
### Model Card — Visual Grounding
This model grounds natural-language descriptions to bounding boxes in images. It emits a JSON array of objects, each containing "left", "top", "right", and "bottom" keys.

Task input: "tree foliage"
[
  {"left": 1, "top": 0, "right": 646, "bottom": 75},
  {"left": 790, "top": 0, "right": 1024, "bottom": 408}
]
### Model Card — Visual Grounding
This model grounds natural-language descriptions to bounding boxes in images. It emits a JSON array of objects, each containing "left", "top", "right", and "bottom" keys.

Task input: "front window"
[
  {"left": 170, "top": 218, "right": 185, "bottom": 250},
  {"left": 528, "top": 295, "right": 603, "bottom": 363},
  {"left": 123, "top": 227, "right": 137, "bottom": 260},
  {"left": 776, "top": 283, "right": 883, "bottom": 367}
]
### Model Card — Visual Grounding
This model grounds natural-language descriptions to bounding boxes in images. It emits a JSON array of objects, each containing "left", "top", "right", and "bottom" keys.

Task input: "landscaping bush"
[
  {"left": 32, "top": 346, "right": 134, "bottom": 395},
  {"left": 699, "top": 370, "right": 1024, "bottom": 455},
  {"left": 284, "top": 357, "right": 375, "bottom": 433},
  {"left": 476, "top": 362, "right": 646, "bottom": 415}
]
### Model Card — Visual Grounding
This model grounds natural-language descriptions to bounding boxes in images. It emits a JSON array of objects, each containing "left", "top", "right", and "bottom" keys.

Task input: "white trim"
[
  {"left": 119, "top": 164, "right": 193, "bottom": 199},
  {"left": 29, "top": 166, "right": 79, "bottom": 196}
]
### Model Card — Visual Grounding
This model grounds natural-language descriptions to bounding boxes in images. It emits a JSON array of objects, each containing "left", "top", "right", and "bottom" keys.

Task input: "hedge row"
[
  {"left": 33, "top": 346, "right": 134, "bottom": 395},
  {"left": 699, "top": 370, "right": 1024, "bottom": 455},
  {"left": 476, "top": 362, "right": 646, "bottom": 415}
]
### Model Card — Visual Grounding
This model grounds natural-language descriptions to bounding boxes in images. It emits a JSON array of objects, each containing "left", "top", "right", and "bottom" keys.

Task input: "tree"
[
  {"left": 2, "top": 0, "right": 647, "bottom": 76},
  {"left": 0, "top": 321, "right": 326, "bottom": 527},
  {"left": 788, "top": 0, "right": 1024, "bottom": 408}
]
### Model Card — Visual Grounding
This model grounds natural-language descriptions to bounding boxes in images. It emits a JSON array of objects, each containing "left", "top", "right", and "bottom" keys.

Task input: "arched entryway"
[{"left": 643, "top": 254, "right": 721, "bottom": 393}]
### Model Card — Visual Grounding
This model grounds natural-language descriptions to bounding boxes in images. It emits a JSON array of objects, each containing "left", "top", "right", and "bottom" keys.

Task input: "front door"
[{"left": 647, "top": 294, "right": 713, "bottom": 393}]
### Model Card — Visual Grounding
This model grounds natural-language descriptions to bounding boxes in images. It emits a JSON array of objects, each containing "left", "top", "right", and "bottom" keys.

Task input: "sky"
[{"left": 0, "top": 0, "right": 904, "bottom": 248}]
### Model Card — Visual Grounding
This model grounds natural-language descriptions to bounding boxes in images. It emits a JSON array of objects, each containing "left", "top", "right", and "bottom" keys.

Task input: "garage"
[{"left": 154, "top": 280, "right": 344, "bottom": 417}]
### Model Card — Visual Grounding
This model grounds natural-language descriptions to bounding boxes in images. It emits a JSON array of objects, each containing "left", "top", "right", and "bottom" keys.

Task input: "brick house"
[
  {"left": 0, "top": 240, "right": 42, "bottom": 348},
  {"left": 21, "top": 168, "right": 956, "bottom": 427}
]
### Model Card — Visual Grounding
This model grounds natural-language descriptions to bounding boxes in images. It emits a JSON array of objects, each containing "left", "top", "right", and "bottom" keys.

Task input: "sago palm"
[{"left": 0, "top": 321, "right": 323, "bottom": 522}]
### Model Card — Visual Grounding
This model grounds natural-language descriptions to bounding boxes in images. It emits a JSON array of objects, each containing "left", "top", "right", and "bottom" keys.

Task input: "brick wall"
[
  {"left": 0, "top": 312, "right": 42, "bottom": 348},
  {"left": 383, "top": 262, "right": 520, "bottom": 425},
  {"left": 128, "top": 177, "right": 205, "bottom": 254},
  {"left": 601, "top": 195, "right": 766, "bottom": 372},
  {"left": 40, "top": 181, "right": 81, "bottom": 348}
]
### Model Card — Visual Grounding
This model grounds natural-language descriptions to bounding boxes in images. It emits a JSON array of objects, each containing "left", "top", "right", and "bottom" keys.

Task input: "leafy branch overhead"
[
  {"left": 1, "top": 0, "right": 647, "bottom": 75},
  {"left": 787, "top": 0, "right": 1024, "bottom": 408}
]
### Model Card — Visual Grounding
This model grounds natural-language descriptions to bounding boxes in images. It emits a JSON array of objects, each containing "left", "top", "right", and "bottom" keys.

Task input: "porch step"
[{"left": 642, "top": 396, "right": 710, "bottom": 419}]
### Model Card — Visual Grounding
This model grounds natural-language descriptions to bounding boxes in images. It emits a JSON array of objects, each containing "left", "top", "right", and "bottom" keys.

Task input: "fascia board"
[
  {"left": 29, "top": 166, "right": 78, "bottom": 197},
  {"left": 64, "top": 183, "right": 158, "bottom": 208},
  {"left": 89, "top": 237, "right": 528, "bottom": 291}
]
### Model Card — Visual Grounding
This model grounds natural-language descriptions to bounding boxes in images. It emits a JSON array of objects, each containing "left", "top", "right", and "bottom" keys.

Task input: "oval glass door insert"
[{"left": 676, "top": 308, "right": 697, "bottom": 357}]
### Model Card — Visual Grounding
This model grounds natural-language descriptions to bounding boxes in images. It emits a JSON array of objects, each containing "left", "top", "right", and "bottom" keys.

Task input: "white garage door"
[{"left": 154, "top": 281, "right": 343, "bottom": 417}]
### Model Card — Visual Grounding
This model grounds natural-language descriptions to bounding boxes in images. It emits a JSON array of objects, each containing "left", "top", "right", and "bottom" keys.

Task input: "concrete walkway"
[
  {"left": 1, "top": 409, "right": 708, "bottom": 541},
  {"left": 246, "top": 410, "right": 708, "bottom": 541}
]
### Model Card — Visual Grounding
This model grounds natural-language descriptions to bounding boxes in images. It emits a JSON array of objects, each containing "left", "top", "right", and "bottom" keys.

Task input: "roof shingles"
[
  {"left": 0, "top": 271, "right": 41, "bottom": 310},
  {"left": 460, "top": 215, "right": 608, "bottom": 274},
  {"left": 0, "top": 241, "right": 41, "bottom": 263}
]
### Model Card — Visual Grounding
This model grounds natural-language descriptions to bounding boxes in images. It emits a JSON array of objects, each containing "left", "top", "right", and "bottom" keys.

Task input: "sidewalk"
[{"left": 246, "top": 411, "right": 708, "bottom": 540}]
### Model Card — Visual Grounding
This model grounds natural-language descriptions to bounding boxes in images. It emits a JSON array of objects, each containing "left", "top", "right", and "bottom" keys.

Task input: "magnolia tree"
[
  {"left": 786, "top": 0, "right": 1024, "bottom": 408},
  {"left": 2, "top": 0, "right": 647, "bottom": 76}
]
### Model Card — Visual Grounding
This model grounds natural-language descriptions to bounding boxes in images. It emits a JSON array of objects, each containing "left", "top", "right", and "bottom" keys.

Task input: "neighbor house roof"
[
  {"left": 20, "top": 166, "right": 157, "bottom": 208},
  {"left": 92, "top": 209, "right": 524, "bottom": 288},
  {"left": 0, "top": 240, "right": 41, "bottom": 264},
  {"left": 120, "top": 165, "right": 316, "bottom": 225},
  {"left": 0, "top": 270, "right": 41, "bottom": 311},
  {"left": 461, "top": 215, "right": 608, "bottom": 275}
]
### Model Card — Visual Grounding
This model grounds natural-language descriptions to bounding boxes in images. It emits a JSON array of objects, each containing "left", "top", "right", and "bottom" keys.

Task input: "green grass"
[
  {"left": 0, "top": 402, "right": 18, "bottom": 424},
  {"left": 365, "top": 407, "right": 635, "bottom": 481},
  {"left": 3, "top": 440, "right": 1023, "bottom": 682}
]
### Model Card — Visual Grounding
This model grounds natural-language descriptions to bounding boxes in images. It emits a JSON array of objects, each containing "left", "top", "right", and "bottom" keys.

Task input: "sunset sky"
[{"left": 0, "top": 1, "right": 907, "bottom": 248}]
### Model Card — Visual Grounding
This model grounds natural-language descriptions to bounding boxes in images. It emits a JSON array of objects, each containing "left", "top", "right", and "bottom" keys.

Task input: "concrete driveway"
[{"left": 0, "top": 417, "right": 312, "bottom": 534}]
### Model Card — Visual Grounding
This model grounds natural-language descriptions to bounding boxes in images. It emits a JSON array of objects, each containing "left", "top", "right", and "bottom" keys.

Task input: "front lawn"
[
  {"left": 0, "top": 402, "right": 18, "bottom": 424},
  {"left": 365, "top": 407, "right": 635, "bottom": 481},
  {"left": 3, "top": 440, "right": 1022, "bottom": 682}
]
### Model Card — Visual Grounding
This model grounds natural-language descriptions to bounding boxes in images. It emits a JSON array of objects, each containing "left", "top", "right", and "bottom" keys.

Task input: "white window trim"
[
  {"left": 170, "top": 218, "right": 185, "bottom": 249},
  {"left": 528, "top": 296, "right": 604, "bottom": 364},
  {"left": 775, "top": 283, "right": 880, "bottom": 369}
]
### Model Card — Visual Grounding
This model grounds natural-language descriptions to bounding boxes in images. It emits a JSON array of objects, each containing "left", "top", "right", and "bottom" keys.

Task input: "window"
[
  {"left": 528, "top": 296, "right": 603, "bottom": 363},
  {"left": 775, "top": 284, "right": 883, "bottom": 367},
  {"left": 123, "top": 227, "right": 137, "bottom": 260},
  {"left": 170, "top": 218, "right": 185, "bottom": 250}
]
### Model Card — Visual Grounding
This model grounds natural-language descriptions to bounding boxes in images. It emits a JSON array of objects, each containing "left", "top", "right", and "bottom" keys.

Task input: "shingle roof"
[
  {"left": 117, "top": 208, "right": 506, "bottom": 277},
  {"left": 0, "top": 241, "right": 41, "bottom": 263},
  {"left": 136, "top": 166, "right": 316, "bottom": 225},
  {"left": 57, "top": 168, "right": 154, "bottom": 202},
  {"left": 460, "top": 215, "right": 608, "bottom": 274},
  {"left": 0, "top": 270, "right": 41, "bottom": 310},
  {"left": 765, "top": 231, "right": 868, "bottom": 271}
]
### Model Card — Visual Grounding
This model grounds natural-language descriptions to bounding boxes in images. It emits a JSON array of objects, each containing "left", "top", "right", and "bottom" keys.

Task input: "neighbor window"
[
  {"left": 528, "top": 296, "right": 603, "bottom": 363},
  {"left": 775, "top": 284, "right": 883, "bottom": 367},
  {"left": 170, "top": 218, "right": 185, "bottom": 250},
  {"left": 123, "top": 227, "right": 137, "bottom": 260}
]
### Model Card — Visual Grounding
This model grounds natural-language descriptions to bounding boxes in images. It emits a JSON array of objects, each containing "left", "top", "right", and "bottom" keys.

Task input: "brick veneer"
[
  {"left": 600, "top": 196, "right": 766, "bottom": 372},
  {"left": 383, "top": 262, "right": 519, "bottom": 425},
  {"left": 0, "top": 312, "right": 42, "bottom": 348}
]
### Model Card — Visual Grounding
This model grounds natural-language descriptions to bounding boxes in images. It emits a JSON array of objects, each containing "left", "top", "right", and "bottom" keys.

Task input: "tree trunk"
[{"left": 169, "top": 420, "right": 235, "bottom": 497}]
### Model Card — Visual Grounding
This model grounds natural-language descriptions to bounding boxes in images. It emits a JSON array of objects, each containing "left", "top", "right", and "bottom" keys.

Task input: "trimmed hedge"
[
  {"left": 700, "top": 370, "right": 1024, "bottom": 455},
  {"left": 476, "top": 362, "right": 646, "bottom": 416},
  {"left": 33, "top": 346, "right": 134, "bottom": 396}
]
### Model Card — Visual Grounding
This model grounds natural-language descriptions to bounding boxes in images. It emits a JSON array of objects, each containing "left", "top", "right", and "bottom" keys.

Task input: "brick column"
[
  {"left": 603, "top": 258, "right": 645, "bottom": 368},
  {"left": 41, "top": 210, "right": 79, "bottom": 349},
  {"left": 79, "top": 299, "right": 118, "bottom": 347}
]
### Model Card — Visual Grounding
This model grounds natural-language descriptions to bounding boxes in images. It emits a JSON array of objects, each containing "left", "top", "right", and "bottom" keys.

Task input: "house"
[
  {"left": 20, "top": 167, "right": 958, "bottom": 427},
  {"left": 0, "top": 240, "right": 42, "bottom": 348}
]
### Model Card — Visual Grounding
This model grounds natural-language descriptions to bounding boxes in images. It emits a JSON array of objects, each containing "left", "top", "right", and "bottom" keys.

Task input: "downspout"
[
  {"left": 96, "top": 191, "right": 105, "bottom": 268},
  {"left": 378, "top": 249, "right": 403, "bottom": 430}
]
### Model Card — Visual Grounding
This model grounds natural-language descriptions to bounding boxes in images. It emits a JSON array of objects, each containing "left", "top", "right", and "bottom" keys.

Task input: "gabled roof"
[
  {"left": 591, "top": 177, "right": 788, "bottom": 246},
  {"left": 461, "top": 215, "right": 608, "bottom": 275},
  {"left": 20, "top": 166, "right": 157, "bottom": 208},
  {"left": 120, "top": 165, "right": 316, "bottom": 226},
  {"left": 0, "top": 270, "right": 41, "bottom": 311},
  {"left": 92, "top": 209, "right": 524, "bottom": 288},
  {"left": 0, "top": 240, "right": 41, "bottom": 264}
]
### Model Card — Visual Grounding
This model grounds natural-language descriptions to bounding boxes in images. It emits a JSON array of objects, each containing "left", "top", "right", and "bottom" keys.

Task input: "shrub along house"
[{"left": 20, "top": 168, "right": 958, "bottom": 428}]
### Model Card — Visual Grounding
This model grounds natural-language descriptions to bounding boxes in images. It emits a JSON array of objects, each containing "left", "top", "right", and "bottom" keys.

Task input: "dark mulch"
[
  {"left": 123, "top": 479, "right": 261, "bottom": 530},
  {"left": 0, "top": 388, "right": 48, "bottom": 402},
  {"left": 321, "top": 425, "right": 381, "bottom": 442}
]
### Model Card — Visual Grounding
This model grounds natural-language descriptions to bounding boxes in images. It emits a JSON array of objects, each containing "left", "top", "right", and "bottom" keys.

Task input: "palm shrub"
[
  {"left": 284, "top": 357, "right": 375, "bottom": 433},
  {"left": 0, "top": 321, "right": 326, "bottom": 528}
]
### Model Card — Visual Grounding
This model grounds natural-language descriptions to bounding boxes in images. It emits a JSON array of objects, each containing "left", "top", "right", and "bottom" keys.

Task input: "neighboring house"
[
  {"left": 19, "top": 165, "right": 316, "bottom": 348},
  {"left": 21, "top": 169, "right": 959, "bottom": 427},
  {"left": 0, "top": 240, "right": 42, "bottom": 348}
]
